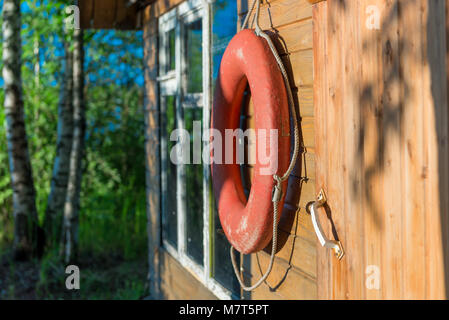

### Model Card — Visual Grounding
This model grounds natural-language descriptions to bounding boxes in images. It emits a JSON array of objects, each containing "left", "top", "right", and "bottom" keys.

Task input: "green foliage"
[
  {"left": 1, "top": 1, "right": 147, "bottom": 299},
  {"left": 29, "top": 250, "right": 148, "bottom": 300},
  {"left": 79, "top": 29, "right": 146, "bottom": 260},
  {"left": 0, "top": 1, "right": 12, "bottom": 248}
]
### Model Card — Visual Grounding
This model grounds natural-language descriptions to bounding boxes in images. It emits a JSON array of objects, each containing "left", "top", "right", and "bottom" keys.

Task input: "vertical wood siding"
[
  {"left": 143, "top": 6, "right": 161, "bottom": 298},
  {"left": 313, "top": 0, "right": 449, "bottom": 299}
]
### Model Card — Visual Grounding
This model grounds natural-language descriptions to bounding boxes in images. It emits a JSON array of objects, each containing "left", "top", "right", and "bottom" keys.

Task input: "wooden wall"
[
  {"left": 143, "top": 0, "right": 449, "bottom": 300},
  {"left": 79, "top": 0, "right": 141, "bottom": 30},
  {"left": 238, "top": 0, "right": 318, "bottom": 300},
  {"left": 143, "top": 2, "right": 160, "bottom": 299},
  {"left": 313, "top": 0, "right": 449, "bottom": 299}
]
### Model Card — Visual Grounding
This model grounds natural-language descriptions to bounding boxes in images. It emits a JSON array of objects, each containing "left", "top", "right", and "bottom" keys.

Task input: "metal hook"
[{"left": 310, "top": 189, "right": 344, "bottom": 260}]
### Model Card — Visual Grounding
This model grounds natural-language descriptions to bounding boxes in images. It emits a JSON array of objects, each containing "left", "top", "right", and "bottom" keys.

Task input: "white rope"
[{"left": 230, "top": 0, "right": 301, "bottom": 292}]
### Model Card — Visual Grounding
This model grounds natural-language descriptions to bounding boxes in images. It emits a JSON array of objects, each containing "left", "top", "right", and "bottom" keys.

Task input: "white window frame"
[{"left": 158, "top": 0, "right": 232, "bottom": 300}]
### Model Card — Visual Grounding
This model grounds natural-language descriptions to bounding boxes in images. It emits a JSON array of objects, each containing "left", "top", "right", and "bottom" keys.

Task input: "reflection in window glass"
[
  {"left": 211, "top": 0, "right": 239, "bottom": 297},
  {"left": 160, "top": 28, "right": 176, "bottom": 75},
  {"left": 184, "top": 19, "right": 203, "bottom": 93},
  {"left": 212, "top": 0, "right": 237, "bottom": 82},
  {"left": 213, "top": 200, "right": 240, "bottom": 295},
  {"left": 167, "top": 29, "right": 176, "bottom": 72},
  {"left": 162, "top": 96, "right": 178, "bottom": 247},
  {"left": 184, "top": 108, "right": 204, "bottom": 265}
]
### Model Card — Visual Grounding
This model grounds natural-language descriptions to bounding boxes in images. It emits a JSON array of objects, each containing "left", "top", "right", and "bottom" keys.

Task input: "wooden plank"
[
  {"left": 280, "top": 188, "right": 316, "bottom": 237},
  {"left": 424, "top": 0, "right": 449, "bottom": 299},
  {"left": 144, "top": 34, "right": 158, "bottom": 83},
  {"left": 313, "top": 1, "right": 329, "bottom": 299},
  {"left": 292, "top": 151, "right": 315, "bottom": 181},
  {"left": 144, "top": 85, "right": 158, "bottom": 110},
  {"left": 115, "top": 0, "right": 129, "bottom": 23},
  {"left": 114, "top": 0, "right": 139, "bottom": 29},
  {"left": 284, "top": 49, "right": 314, "bottom": 87},
  {"left": 301, "top": 116, "right": 315, "bottom": 149},
  {"left": 398, "top": 0, "right": 426, "bottom": 299},
  {"left": 80, "top": 0, "right": 139, "bottom": 30},
  {"left": 274, "top": 230, "right": 317, "bottom": 278},
  {"left": 358, "top": 0, "right": 383, "bottom": 300},
  {"left": 286, "top": 151, "right": 315, "bottom": 182},
  {"left": 248, "top": 251, "right": 317, "bottom": 299},
  {"left": 340, "top": 0, "right": 364, "bottom": 299},
  {"left": 444, "top": 0, "right": 449, "bottom": 300},
  {"left": 376, "top": 0, "right": 402, "bottom": 300},
  {"left": 271, "top": 19, "right": 313, "bottom": 55},
  {"left": 92, "top": 0, "right": 117, "bottom": 29},
  {"left": 143, "top": 16, "right": 161, "bottom": 298},
  {"left": 159, "top": 250, "right": 218, "bottom": 299},
  {"left": 298, "top": 86, "right": 314, "bottom": 118},
  {"left": 325, "top": 0, "right": 348, "bottom": 300},
  {"left": 239, "top": 0, "right": 313, "bottom": 30},
  {"left": 79, "top": 0, "right": 94, "bottom": 29},
  {"left": 143, "top": 20, "right": 158, "bottom": 40},
  {"left": 313, "top": 0, "right": 449, "bottom": 300}
]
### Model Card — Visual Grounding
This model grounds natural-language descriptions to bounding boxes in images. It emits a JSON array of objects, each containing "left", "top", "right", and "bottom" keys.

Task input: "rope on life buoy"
[{"left": 229, "top": 0, "right": 300, "bottom": 292}]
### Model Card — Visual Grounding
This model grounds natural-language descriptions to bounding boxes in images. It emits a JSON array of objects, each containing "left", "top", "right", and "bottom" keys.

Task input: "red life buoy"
[{"left": 211, "top": 29, "right": 291, "bottom": 254}]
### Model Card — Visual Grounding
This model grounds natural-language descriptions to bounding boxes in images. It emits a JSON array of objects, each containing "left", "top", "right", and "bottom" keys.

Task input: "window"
[{"left": 158, "top": 0, "right": 238, "bottom": 300}]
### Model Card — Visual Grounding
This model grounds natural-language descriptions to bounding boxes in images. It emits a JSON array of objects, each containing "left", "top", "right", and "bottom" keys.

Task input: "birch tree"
[
  {"left": 45, "top": 38, "right": 74, "bottom": 244},
  {"left": 2, "top": 0, "right": 39, "bottom": 260},
  {"left": 62, "top": 28, "right": 85, "bottom": 263}
]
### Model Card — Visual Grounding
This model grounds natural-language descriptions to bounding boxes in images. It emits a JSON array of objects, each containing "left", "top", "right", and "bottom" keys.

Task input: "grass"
[
  {"left": 0, "top": 249, "right": 148, "bottom": 300},
  {"left": 0, "top": 185, "right": 148, "bottom": 300},
  {"left": 35, "top": 250, "right": 148, "bottom": 300}
]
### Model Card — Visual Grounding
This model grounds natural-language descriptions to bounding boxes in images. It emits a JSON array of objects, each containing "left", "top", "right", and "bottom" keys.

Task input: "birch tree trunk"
[
  {"left": 2, "top": 0, "right": 39, "bottom": 260},
  {"left": 62, "top": 28, "right": 85, "bottom": 263},
  {"left": 45, "top": 39, "right": 74, "bottom": 244}
]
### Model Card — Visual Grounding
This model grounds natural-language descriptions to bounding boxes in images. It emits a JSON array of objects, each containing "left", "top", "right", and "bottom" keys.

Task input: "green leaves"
[{"left": 1, "top": 1, "right": 146, "bottom": 261}]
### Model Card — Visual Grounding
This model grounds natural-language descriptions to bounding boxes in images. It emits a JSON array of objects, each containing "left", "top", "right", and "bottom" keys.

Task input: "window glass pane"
[
  {"left": 167, "top": 29, "right": 176, "bottom": 73},
  {"left": 213, "top": 200, "right": 240, "bottom": 295},
  {"left": 160, "top": 28, "right": 176, "bottom": 75},
  {"left": 184, "top": 107, "right": 204, "bottom": 264},
  {"left": 211, "top": 0, "right": 239, "bottom": 296},
  {"left": 162, "top": 95, "right": 178, "bottom": 247},
  {"left": 184, "top": 19, "right": 203, "bottom": 93},
  {"left": 212, "top": 0, "right": 237, "bottom": 82}
]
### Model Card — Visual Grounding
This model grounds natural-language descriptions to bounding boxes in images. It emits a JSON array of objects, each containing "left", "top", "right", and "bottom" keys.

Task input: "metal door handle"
[{"left": 310, "top": 189, "right": 344, "bottom": 260}]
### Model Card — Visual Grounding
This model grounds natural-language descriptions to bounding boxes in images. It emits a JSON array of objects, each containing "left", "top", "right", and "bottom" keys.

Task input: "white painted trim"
[
  {"left": 159, "top": 8, "right": 177, "bottom": 28},
  {"left": 163, "top": 241, "right": 232, "bottom": 300},
  {"left": 206, "top": 278, "right": 233, "bottom": 300},
  {"left": 163, "top": 240, "right": 180, "bottom": 261},
  {"left": 202, "top": 0, "right": 212, "bottom": 287},
  {"left": 159, "top": 77, "right": 177, "bottom": 96},
  {"left": 175, "top": 12, "right": 187, "bottom": 259},
  {"left": 157, "top": 71, "right": 176, "bottom": 83}
]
